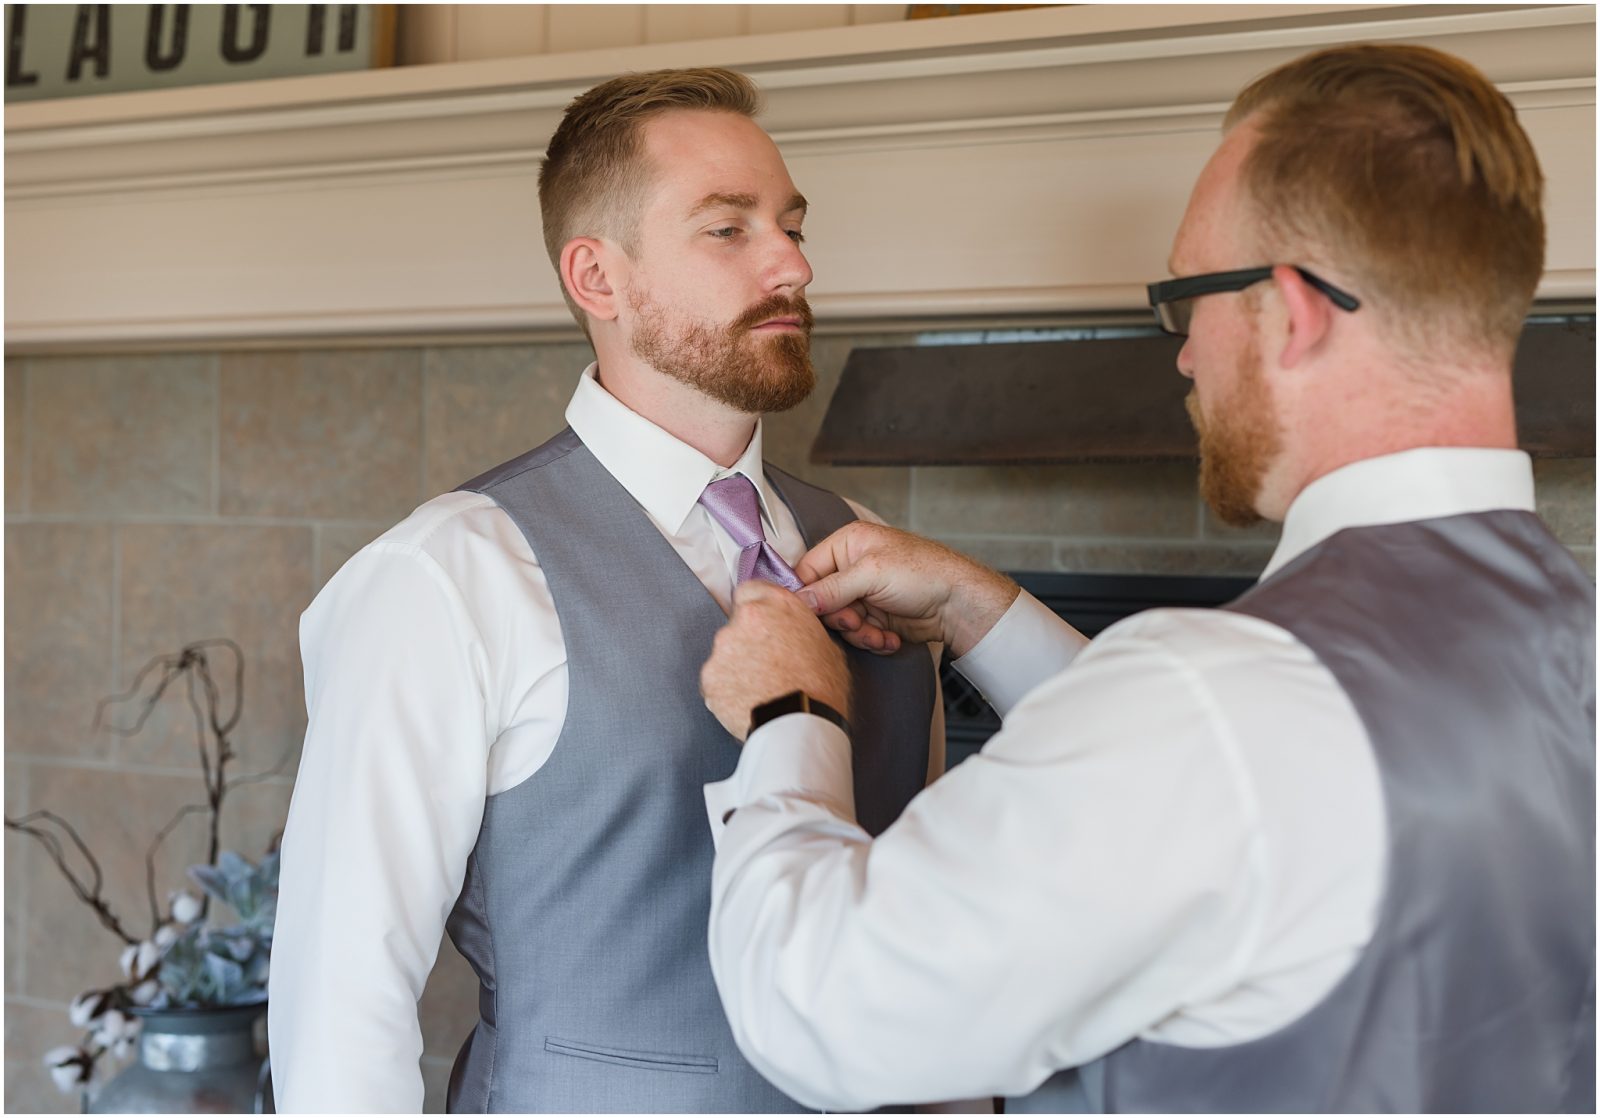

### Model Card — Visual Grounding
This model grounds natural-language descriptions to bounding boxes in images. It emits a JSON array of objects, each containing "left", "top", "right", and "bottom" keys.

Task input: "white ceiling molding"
[{"left": 6, "top": 3, "right": 1593, "bottom": 350}]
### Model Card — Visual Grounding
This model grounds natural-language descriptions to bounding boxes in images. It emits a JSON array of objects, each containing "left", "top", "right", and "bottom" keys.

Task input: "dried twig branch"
[
  {"left": 3, "top": 812, "right": 138, "bottom": 946},
  {"left": 93, "top": 656, "right": 183, "bottom": 738},
  {"left": 21, "top": 640, "right": 253, "bottom": 941},
  {"left": 143, "top": 803, "right": 212, "bottom": 929}
]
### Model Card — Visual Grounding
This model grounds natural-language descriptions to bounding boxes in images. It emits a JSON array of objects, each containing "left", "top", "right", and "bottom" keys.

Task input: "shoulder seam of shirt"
[
  {"left": 367, "top": 491, "right": 506, "bottom": 555},
  {"left": 340, "top": 502, "right": 502, "bottom": 690}
]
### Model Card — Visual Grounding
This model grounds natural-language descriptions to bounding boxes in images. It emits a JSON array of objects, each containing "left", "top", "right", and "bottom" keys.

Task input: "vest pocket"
[{"left": 544, "top": 1035, "right": 718, "bottom": 1075}]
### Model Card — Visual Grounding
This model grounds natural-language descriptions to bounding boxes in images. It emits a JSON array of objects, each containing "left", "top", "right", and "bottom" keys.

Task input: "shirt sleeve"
[
  {"left": 704, "top": 622, "right": 1270, "bottom": 1111},
  {"left": 952, "top": 590, "right": 1088, "bottom": 716},
  {"left": 269, "top": 543, "right": 493, "bottom": 1112}
]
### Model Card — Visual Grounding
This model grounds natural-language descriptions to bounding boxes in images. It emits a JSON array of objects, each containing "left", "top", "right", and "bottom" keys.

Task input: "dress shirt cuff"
[
  {"left": 704, "top": 713, "right": 856, "bottom": 845},
  {"left": 951, "top": 590, "right": 1088, "bottom": 717}
]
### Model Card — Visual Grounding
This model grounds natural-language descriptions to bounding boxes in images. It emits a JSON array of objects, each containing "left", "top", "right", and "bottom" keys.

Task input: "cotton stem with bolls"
[{"left": 4, "top": 638, "right": 295, "bottom": 1093}]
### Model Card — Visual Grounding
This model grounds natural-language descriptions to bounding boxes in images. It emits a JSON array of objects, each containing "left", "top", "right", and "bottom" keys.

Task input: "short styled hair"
[
  {"left": 539, "top": 67, "right": 763, "bottom": 331},
  {"left": 1226, "top": 44, "right": 1544, "bottom": 359}
]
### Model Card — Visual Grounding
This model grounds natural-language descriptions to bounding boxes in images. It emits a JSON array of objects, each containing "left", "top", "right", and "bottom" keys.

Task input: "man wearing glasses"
[{"left": 695, "top": 42, "right": 1594, "bottom": 1113}]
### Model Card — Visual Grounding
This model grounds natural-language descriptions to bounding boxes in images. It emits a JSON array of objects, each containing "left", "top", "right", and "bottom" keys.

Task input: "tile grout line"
[
  {"left": 6, "top": 992, "right": 70, "bottom": 1011},
  {"left": 21, "top": 355, "right": 34, "bottom": 512},
  {"left": 311, "top": 522, "right": 323, "bottom": 597},
  {"left": 906, "top": 465, "right": 919, "bottom": 533},
  {"left": 110, "top": 525, "right": 123, "bottom": 706},
  {"left": 5, "top": 512, "right": 397, "bottom": 528},
  {"left": 419, "top": 348, "right": 431, "bottom": 504},
  {"left": 212, "top": 355, "right": 222, "bottom": 517},
  {"left": 13, "top": 759, "right": 31, "bottom": 991},
  {"left": 929, "top": 530, "right": 1278, "bottom": 548},
  {"left": 9, "top": 752, "right": 298, "bottom": 781}
]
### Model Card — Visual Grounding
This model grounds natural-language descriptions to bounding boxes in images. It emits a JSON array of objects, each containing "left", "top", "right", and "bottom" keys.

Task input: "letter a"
[{"left": 66, "top": 4, "right": 111, "bottom": 81}]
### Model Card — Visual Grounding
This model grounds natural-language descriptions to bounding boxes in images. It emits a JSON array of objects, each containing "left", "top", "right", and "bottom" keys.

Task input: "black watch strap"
[{"left": 748, "top": 689, "right": 851, "bottom": 739}]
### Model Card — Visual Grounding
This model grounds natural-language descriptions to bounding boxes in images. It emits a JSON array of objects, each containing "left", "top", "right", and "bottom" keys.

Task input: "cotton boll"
[
  {"left": 68, "top": 991, "right": 108, "bottom": 1028},
  {"left": 134, "top": 940, "right": 161, "bottom": 980},
  {"left": 170, "top": 891, "right": 202, "bottom": 924},
  {"left": 129, "top": 979, "right": 160, "bottom": 1006},
  {"left": 119, "top": 944, "right": 138, "bottom": 979},
  {"left": 111, "top": 1034, "right": 137, "bottom": 1061},
  {"left": 43, "top": 1047, "right": 88, "bottom": 1094},
  {"left": 92, "top": 1009, "right": 131, "bottom": 1049},
  {"left": 153, "top": 924, "right": 179, "bottom": 950}
]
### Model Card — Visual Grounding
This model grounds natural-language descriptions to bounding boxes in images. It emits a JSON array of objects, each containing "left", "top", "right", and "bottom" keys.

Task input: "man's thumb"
[{"left": 799, "top": 572, "right": 851, "bottom": 615}]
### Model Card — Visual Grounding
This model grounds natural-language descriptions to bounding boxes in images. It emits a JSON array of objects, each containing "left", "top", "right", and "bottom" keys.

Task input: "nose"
[
  {"left": 766, "top": 229, "right": 812, "bottom": 294},
  {"left": 1176, "top": 338, "right": 1196, "bottom": 380}
]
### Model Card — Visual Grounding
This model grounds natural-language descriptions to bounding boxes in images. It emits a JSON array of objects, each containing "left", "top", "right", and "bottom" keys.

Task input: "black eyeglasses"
[{"left": 1146, "top": 266, "right": 1360, "bottom": 337}]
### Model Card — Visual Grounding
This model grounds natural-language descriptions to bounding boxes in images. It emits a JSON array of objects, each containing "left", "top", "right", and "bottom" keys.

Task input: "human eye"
[
  {"left": 707, "top": 226, "right": 740, "bottom": 240},
  {"left": 785, "top": 228, "right": 806, "bottom": 244}
]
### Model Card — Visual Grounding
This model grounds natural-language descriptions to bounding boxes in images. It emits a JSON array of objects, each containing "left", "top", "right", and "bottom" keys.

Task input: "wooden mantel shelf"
[{"left": 5, "top": 4, "right": 1594, "bottom": 351}]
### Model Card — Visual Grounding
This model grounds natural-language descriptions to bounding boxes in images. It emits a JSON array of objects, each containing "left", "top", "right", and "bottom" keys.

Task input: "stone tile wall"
[{"left": 4, "top": 339, "right": 1594, "bottom": 1111}]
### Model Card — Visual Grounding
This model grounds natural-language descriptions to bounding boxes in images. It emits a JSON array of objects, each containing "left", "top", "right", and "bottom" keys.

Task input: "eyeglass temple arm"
[{"left": 1294, "top": 268, "right": 1361, "bottom": 312}]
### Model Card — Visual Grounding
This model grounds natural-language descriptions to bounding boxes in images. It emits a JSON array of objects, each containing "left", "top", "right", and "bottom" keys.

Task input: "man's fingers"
[
  {"left": 798, "top": 569, "right": 878, "bottom": 617},
  {"left": 820, "top": 604, "right": 864, "bottom": 633},
  {"left": 733, "top": 579, "right": 787, "bottom": 608},
  {"left": 793, "top": 526, "right": 856, "bottom": 586}
]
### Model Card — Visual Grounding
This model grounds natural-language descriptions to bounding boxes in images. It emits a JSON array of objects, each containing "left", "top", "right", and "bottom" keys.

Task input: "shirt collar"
[
  {"left": 1263, "top": 446, "right": 1536, "bottom": 580},
  {"left": 565, "top": 363, "right": 780, "bottom": 536}
]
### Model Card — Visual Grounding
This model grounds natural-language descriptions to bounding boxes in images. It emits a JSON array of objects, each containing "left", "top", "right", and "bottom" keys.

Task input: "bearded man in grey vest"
[
  {"left": 700, "top": 43, "right": 1595, "bottom": 1113},
  {"left": 269, "top": 68, "right": 947, "bottom": 1112}
]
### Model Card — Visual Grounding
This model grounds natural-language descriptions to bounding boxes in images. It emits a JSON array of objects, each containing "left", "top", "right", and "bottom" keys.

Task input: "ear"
[
  {"left": 560, "top": 237, "right": 621, "bottom": 323},
  {"left": 1272, "top": 264, "right": 1332, "bottom": 369}
]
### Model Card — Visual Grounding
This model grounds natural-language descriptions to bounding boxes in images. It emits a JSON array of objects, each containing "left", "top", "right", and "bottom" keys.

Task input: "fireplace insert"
[{"left": 942, "top": 571, "right": 1255, "bottom": 766}]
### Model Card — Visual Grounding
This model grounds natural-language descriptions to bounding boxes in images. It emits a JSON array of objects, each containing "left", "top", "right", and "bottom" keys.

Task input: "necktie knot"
[{"left": 698, "top": 475, "right": 803, "bottom": 592}]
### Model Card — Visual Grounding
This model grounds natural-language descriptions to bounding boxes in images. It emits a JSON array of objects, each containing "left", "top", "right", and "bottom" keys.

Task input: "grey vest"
[
  {"left": 1017, "top": 510, "right": 1595, "bottom": 1113},
  {"left": 445, "top": 428, "right": 934, "bottom": 1113}
]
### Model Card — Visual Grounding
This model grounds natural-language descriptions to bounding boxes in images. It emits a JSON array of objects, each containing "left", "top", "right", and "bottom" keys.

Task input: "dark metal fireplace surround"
[{"left": 940, "top": 572, "right": 1252, "bottom": 767}]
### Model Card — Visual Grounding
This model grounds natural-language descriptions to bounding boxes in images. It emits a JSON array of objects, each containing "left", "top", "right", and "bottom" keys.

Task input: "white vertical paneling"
[
  {"left": 1525, "top": 105, "right": 1597, "bottom": 278},
  {"left": 454, "top": 4, "right": 548, "bottom": 60},
  {"left": 644, "top": 5, "right": 747, "bottom": 45},
  {"left": 547, "top": 4, "right": 646, "bottom": 53},
  {"left": 851, "top": 5, "right": 909, "bottom": 26},
  {"left": 404, "top": 4, "right": 900, "bottom": 63},
  {"left": 749, "top": 5, "right": 854, "bottom": 35}
]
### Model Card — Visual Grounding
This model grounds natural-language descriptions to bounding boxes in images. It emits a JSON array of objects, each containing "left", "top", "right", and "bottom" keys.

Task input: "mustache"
[{"left": 732, "top": 294, "right": 814, "bottom": 334}]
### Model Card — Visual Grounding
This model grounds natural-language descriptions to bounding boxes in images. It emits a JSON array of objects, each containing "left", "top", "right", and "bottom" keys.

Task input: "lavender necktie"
[{"left": 698, "top": 475, "right": 804, "bottom": 592}]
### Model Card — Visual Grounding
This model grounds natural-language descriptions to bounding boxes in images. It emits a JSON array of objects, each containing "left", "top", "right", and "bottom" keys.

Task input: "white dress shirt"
[
  {"left": 705, "top": 447, "right": 1542, "bottom": 1112},
  {"left": 269, "top": 364, "right": 945, "bottom": 1112}
]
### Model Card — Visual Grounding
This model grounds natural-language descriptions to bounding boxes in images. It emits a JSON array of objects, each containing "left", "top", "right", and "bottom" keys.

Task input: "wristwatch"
[{"left": 747, "top": 689, "right": 851, "bottom": 739}]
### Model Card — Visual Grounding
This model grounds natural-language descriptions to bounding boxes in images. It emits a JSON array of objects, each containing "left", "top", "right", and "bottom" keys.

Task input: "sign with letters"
[{"left": 5, "top": 4, "right": 394, "bottom": 103}]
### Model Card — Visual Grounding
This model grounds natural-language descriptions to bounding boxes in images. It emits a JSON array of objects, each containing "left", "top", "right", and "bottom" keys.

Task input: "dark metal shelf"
[{"left": 815, "top": 316, "right": 1595, "bottom": 466}]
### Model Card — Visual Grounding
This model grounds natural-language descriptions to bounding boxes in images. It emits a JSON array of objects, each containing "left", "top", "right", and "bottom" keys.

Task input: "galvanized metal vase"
[{"left": 86, "top": 1003, "right": 272, "bottom": 1114}]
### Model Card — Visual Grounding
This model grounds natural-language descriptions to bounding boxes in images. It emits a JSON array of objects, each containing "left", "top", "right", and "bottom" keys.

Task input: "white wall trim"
[{"left": 6, "top": 4, "right": 1594, "bottom": 350}]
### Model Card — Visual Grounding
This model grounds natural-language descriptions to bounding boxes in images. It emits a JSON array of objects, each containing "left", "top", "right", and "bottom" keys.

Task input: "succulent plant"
[{"left": 153, "top": 850, "right": 278, "bottom": 1008}]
